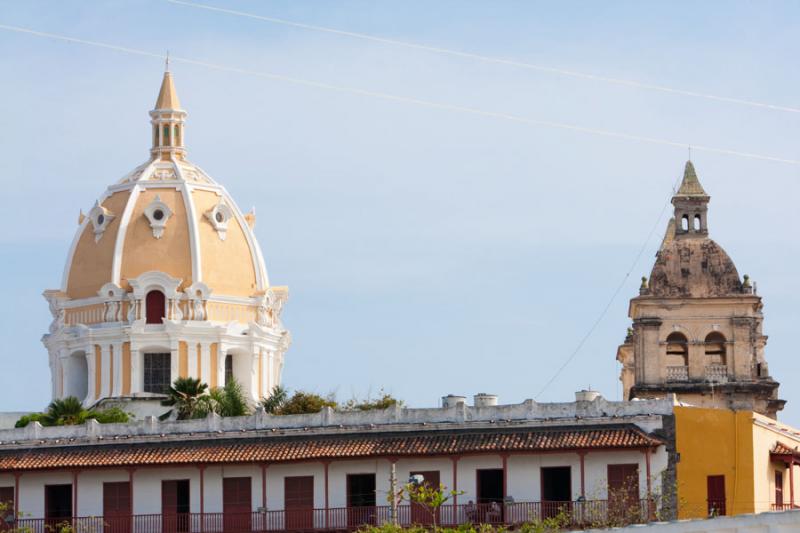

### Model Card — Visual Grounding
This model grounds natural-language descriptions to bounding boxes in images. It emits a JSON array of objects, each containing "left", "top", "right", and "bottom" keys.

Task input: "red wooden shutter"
[
  {"left": 285, "top": 476, "right": 314, "bottom": 529},
  {"left": 775, "top": 471, "right": 784, "bottom": 508},
  {"left": 409, "top": 471, "right": 440, "bottom": 525},
  {"left": 707, "top": 475, "right": 726, "bottom": 516},
  {"left": 103, "top": 482, "right": 131, "bottom": 533},
  {"left": 608, "top": 464, "right": 640, "bottom": 522},
  {"left": 162, "top": 480, "right": 189, "bottom": 533},
  {"left": 223, "top": 477, "right": 252, "bottom": 533}
]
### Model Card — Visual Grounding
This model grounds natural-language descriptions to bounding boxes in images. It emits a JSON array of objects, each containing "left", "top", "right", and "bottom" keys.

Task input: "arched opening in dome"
[
  {"left": 705, "top": 332, "right": 727, "bottom": 365},
  {"left": 666, "top": 332, "right": 689, "bottom": 367},
  {"left": 145, "top": 290, "right": 166, "bottom": 324},
  {"left": 64, "top": 350, "right": 88, "bottom": 403}
]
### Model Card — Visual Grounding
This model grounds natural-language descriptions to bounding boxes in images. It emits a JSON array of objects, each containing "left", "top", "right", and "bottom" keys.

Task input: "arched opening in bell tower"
[
  {"left": 705, "top": 332, "right": 727, "bottom": 365},
  {"left": 666, "top": 332, "right": 689, "bottom": 367},
  {"left": 145, "top": 290, "right": 166, "bottom": 324},
  {"left": 64, "top": 351, "right": 88, "bottom": 402}
]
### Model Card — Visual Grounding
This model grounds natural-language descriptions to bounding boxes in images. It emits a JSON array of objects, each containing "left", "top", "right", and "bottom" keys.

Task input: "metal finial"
[
  {"left": 688, "top": 145, "right": 692, "bottom": 161},
  {"left": 165, "top": 51, "right": 170, "bottom": 72}
]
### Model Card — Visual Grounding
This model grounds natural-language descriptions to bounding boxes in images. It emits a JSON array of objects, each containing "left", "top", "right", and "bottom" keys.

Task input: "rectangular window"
[
  {"left": 103, "top": 482, "right": 131, "bottom": 533},
  {"left": 347, "top": 474, "right": 376, "bottom": 527},
  {"left": 45, "top": 484, "right": 72, "bottom": 524},
  {"left": 144, "top": 353, "right": 171, "bottom": 394},
  {"left": 285, "top": 476, "right": 314, "bottom": 530},
  {"left": 775, "top": 471, "right": 784, "bottom": 508},
  {"left": 162, "top": 479, "right": 190, "bottom": 533},
  {"left": 0, "top": 486, "right": 14, "bottom": 530},
  {"left": 707, "top": 475, "right": 726, "bottom": 516},
  {"left": 223, "top": 477, "right": 251, "bottom": 533}
]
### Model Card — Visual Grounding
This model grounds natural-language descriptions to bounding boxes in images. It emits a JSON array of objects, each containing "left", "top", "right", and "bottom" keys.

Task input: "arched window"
[
  {"left": 681, "top": 215, "right": 689, "bottom": 231},
  {"left": 666, "top": 332, "right": 688, "bottom": 366},
  {"left": 705, "top": 332, "right": 727, "bottom": 365},
  {"left": 163, "top": 125, "right": 171, "bottom": 146},
  {"left": 153, "top": 125, "right": 159, "bottom": 147},
  {"left": 694, "top": 215, "right": 701, "bottom": 231},
  {"left": 174, "top": 125, "right": 181, "bottom": 146},
  {"left": 224, "top": 354, "right": 233, "bottom": 386},
  {"left": 145, "top": 290, "right": 166, "bottom": 324}
]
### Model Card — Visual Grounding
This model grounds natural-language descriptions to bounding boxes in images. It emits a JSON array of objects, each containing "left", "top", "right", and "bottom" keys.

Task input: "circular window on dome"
[
  {"left": 215, "top": 211, "right": 225, "bottom": 223},
  {"left": 153, "top": 209, "right": 164, "bottom": 221},
  {"left": 143, "top": 195, "right": 173, "bottom": 239}
]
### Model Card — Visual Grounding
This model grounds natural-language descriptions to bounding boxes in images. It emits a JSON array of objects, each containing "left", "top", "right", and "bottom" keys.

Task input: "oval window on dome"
[
  {"left": 153, "top": 209, "right": 164, "bottom": 221},
  {"left": 97, "top": 214, "right": 105, "bottom": 225},
  {"left": 215, "top": 211, "right": 225, "bottom": 223}
]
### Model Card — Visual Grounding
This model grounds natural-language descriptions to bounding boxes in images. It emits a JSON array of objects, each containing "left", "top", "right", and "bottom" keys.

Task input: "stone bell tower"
[{"left": 617, "top": 161, "right": 784, "bottom": 419}]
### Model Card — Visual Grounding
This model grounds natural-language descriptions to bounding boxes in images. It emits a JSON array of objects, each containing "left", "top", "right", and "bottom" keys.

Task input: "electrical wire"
[
  {"left": 1, "top": 24, "right": 798, "bottom": 166},
  {"left": 166, "top": 0, "right": 800, "bottom": 115},
  {"left": 534, "top": 177, "right": 680, "bottom": 399}
]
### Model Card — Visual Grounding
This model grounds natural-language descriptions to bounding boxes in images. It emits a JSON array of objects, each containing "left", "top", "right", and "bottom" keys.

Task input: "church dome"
[
  {"left": 646, "top": 161, "right": 744, "bottom": 298},
  {"left": 649, "top": 234, "right": 743, "bottom": 298},
  {"left": 61, "top": 71, "right": 268, "bottom": 300}
]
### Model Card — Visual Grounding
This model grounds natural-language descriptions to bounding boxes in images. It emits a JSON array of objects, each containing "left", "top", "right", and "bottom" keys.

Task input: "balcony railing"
[
  {"left": 705, "top": 364, "right": 728, "bottom": 382},
  {"left": 771, "top": 503, "right": 799, "bottom": 511},
  {"left": 666, "top": 365, "right": 689, "bottom": 382},
  {"left": 12, "top": 500, "right": 657, "bottom": 533}
]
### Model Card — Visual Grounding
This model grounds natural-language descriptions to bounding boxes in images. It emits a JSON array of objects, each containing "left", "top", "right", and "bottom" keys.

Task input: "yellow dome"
[{"left": 61, "top": 73, "right": 268, "bottom": 300}]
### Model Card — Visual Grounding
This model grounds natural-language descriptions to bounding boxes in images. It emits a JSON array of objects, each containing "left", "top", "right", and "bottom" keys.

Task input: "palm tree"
[
  {"left": 207, "top": 379, "right": 250, "bottom": 417},
  {"left": 44, "top": 397, "right": 86, "bottom": 425},
  {"left": 260, "top": 385, "right": 288, "bottom": 414},
  {"left": 161, "top": 377, "right": 208, "bottom": 420}
]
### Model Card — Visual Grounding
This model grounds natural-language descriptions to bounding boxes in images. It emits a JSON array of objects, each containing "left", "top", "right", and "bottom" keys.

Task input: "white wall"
[{"left": 8, "top": 447, "right": 669, "bottom": 519}]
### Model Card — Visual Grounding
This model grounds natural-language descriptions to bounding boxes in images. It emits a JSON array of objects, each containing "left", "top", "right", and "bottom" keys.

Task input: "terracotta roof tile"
[
  {"left": 0, "top": 425, "right": 662, "bottom": 472},
  {"left": 772, "top": 441, "right": 800, "bottom": 456}
]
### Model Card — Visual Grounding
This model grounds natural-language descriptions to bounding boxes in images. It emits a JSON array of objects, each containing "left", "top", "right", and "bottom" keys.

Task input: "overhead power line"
[
  {"left": 167, "top": 0, "right": 800, "bottom": 115},
  {"left": 534, "top": 177, "right": 680, "bottom": 400},
  {"left": 1, "top": 23, "right": 799, "bottom": 166}
]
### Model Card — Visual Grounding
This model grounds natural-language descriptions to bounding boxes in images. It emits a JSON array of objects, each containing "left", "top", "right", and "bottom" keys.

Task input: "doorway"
[
  {"left": 541, "top": 467, "right": 571, "bottom": 519},
  {"left": 103, "top": 481, "right": 131, "bottom": 533},
  {"left": 347, "top": 474, "right": 376, "bottom": 527},
  {"left": 162, "top": 480, "right": 190, "bottom": 533},
  {"left": 477, "top": 469, "right": 504, "bottom": 523},
  {"left": 285, "top": 476, "right": 314, "bottom": 530},
  {"left": 45, "top": 484, "right": 72, "bottom": 528},
  {"left": 410, "top": 471, "right": 440, "bottom": 525}
]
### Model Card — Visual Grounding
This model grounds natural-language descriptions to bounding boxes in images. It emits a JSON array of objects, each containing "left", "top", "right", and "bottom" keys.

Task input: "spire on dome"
[
  {"left": 149, "top": 68, "right": 187, "bottom": 160},
  {"left": 676, "top": 160, "right": 707, "bottom": 197},
  {"left": 154, "top": 70, "right": 182, "bottom": 111}
]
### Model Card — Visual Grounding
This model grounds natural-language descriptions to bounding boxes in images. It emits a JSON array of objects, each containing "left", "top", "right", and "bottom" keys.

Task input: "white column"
[
  {"left": 85, "top": 349, "right": 96, "bottom": 404},
  {"left": 170, "top": 340, "right": 179, "bottom": 385},
  {"left": 260, "top": 349, "right": 269, "bottom": 398},
  {"left": 215, "top": 345, "right": 226, "bottom": 389},
  {"left": 250, "top": 349, "right": 260, "bottom": 402},
  {"left": 112, "top": 342, "right": 123, "bottom": 396},
  {"left": 130, "top": 344, "right": 141, "bottom": 393},
  {"left": 100, "top": 344, "right": 112, "bottom": 399},
  {"left": 188, "top": 342, "right": 199, "bottom": 379},
  {"left": 200, "top": 343, "right": 211, "bottom": 385}
]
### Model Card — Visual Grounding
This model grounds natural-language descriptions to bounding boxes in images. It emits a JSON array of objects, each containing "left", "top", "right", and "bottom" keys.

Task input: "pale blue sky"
[{"left": 1, "top": 1, "right": 799, "bottom": 424}]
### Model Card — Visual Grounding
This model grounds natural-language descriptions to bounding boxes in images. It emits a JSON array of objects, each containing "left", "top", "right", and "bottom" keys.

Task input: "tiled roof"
[
  {"left": 772, "top": 441, "right": 800, "bottom": 457},
  {"left": 0, "top": 425, "right": 662, "bottom": 472}
]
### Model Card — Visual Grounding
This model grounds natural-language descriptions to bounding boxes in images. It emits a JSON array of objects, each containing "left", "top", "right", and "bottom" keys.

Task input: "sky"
[{"left": 0, "top": 1, "right": 799, "bottom": 424}]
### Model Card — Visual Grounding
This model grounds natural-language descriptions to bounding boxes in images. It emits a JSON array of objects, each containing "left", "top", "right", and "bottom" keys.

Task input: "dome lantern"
[{"left": 149, "top": 63, "right": 187, "bottom": 161}]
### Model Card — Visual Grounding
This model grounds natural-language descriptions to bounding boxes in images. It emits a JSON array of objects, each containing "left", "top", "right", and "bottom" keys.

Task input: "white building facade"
[{"left": 0, "top": 395, "right": 675, "bottom": 531}]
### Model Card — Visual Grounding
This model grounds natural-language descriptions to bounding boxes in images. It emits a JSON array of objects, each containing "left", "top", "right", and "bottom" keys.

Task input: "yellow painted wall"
[
  {"left": 210, "top": 343, "right": 218, "bottom": 388},
  {"left": 193, "top": 189, "right": 258, "bottom": 296},
  {"left": 120, "top": 188, "right": 192, "bottom": 288},
  {"left": 67, "top": 191, "right": 131, "bottom": 299},
  {"left": 675, "top": 407, "right": 755, "bottom": 518},
  {"left": 94, "top": 345, "right": 102, "bottom": 401},
  {"left": 178, "top": 341, "right": 188, "bottom": 378}
]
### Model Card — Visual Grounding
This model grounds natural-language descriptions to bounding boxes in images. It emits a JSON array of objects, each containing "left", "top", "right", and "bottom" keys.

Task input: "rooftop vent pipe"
[
  {"left": 442, "top": 394, "right": 466, "bottom": 408},
  {"left": 473, "top": 393, "right": 498, "bottom": 407}
]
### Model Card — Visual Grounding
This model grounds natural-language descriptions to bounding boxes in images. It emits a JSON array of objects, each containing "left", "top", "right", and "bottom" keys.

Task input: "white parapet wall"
[
  {"left": 576, "top": 510, "right": 800, "bottom": 533},
  {"left": 0, "top": 394, "right": 676, "bottom": 443}
]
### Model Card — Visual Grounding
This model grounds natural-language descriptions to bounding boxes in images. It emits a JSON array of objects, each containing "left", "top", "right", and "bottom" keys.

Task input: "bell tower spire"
[
  {"left": 671, "top": 160, "right": 710, "bottom": 238},
  {"left": 149, "top": 65, "right": 186, "bottom": 160}
]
